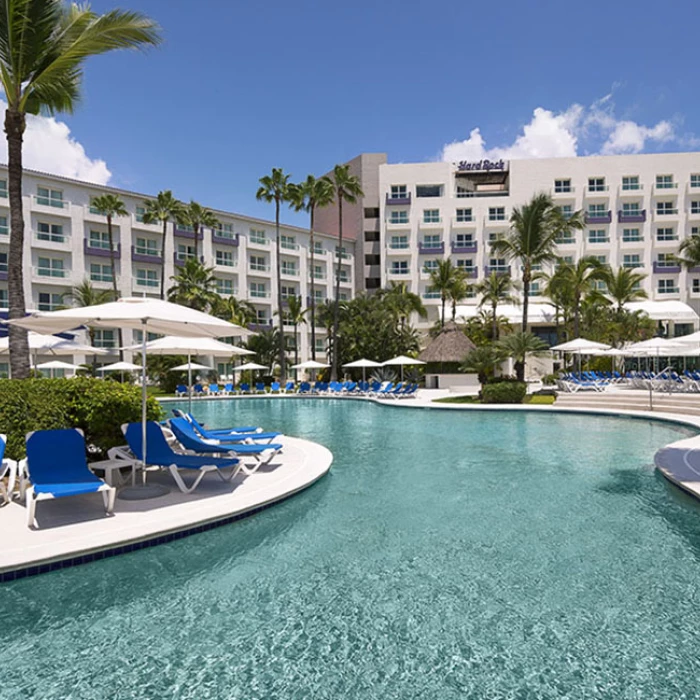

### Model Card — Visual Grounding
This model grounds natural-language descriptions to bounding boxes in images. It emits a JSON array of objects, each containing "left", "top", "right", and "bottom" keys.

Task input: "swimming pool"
[{"left": 3, "top": 400, "right": 700, "bottom": 698}]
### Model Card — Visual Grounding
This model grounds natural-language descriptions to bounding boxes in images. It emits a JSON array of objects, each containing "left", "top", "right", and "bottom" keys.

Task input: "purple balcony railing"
[
  {"left": 0, "top": 270, "right": 7, "bottom": 281},
  {"left": 690, "top": 266, "right": 700, "bottom": 273},
  {"left": 174, "top": 227, "right": 204, "bottom": 240},
  {"left": 174, "top": 253, "right": 204, "bottom": 267},
  {"left": 584, "top": 210, "right": 612, "bottom": 224},
  {"left": 385, "top": 193, "right": 411, "bottom": 205},
  {"left": 451, "top": 241, "right": 478, "bottom": 254},
  {"left": 131, "top": 246, "right": 163, "bottom": 264},
  {"left": 247, "top": 322, "right": 273, "bottom": 332},
  {"left": 463, "top": 269, "right": 478, "bottom": 279},
  {"left": 418, "top": 241, "right": 444, "bottom": 255},
  {"left": 484, "top": 265, "right": 511, "bottom": 277},
  {"left": 618, "top": 209, "right": 646, "bottom": 223},
  {"left": 653, "top": 261, "right": 681, "bottom": 274},
  {"left": 84, "top": 239, "right": 121, "bottom": 259},
  {"left": 212, "top": 232, "right": 239, "bottom": 247}
]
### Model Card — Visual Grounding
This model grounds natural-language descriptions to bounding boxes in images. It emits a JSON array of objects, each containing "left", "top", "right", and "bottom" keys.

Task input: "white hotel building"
[{"left": 0, "top": 166, "right": 355, "bottom": 374}]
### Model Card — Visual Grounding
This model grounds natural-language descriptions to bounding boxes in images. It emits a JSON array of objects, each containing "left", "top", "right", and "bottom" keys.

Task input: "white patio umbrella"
[
  {"left": 0, "top": 332, "right": 108, "bottom": 371},
  {"left": 673, "top": 330, "right": 700, "bottom": 344},
  {"left": 382, "top": 355, "right": 426, "bottom": 383},
  {"left": 291, "top": 359, "right": 329, "bottom": 382},
  {"left": 170, "top": 362, "right": 212, "bottom": 372},
  {"left": 343, "top": 358, "right": 382, "bottom": 383},
  {"left": 233, "top": 362, "right": 268, "bottom": 371},
  {"left": 35, "top": 359, "right": 82, "bottom": 378},
  {"left": 625, "top": 337, "right": 686, "bottom": 410},
  {"left": 10, "top": 298, "right": 244, "bottom": 499},
  {"left": 98, "top": 360, "right": 142, "bottom": 384},
  {"left": 550, "top": 338, "right": 611, "bottom": 374}
]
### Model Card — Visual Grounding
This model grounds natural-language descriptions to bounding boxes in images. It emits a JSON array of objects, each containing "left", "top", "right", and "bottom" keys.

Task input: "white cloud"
[
  {"left": 0, "top": 101, "right": 111, "bottom": 184},
  {"left": 440, "top": 97, "right": 679, "bottom": 162}
]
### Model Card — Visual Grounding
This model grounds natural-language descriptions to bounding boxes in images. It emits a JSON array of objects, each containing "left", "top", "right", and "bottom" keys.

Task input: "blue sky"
[{"left": 9, "top": 0, "right": 700, "bottom": 225}]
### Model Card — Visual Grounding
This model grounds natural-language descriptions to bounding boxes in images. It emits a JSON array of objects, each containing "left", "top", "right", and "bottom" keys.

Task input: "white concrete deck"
[{"left": 0, "top": 435, "right": 332, "bottom": 577}]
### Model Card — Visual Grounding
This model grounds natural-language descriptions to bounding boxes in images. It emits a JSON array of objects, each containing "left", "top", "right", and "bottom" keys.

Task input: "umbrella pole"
[
  {"left": 188, "top": 351, "right": 192, "bottom": 415},
  {"left": 141, "top": 322, "right": 147, "bottom": 475}
]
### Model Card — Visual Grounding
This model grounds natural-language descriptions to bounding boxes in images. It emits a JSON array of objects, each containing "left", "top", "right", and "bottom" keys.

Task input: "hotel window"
[
  {"left": 587, "top": 229, "right": 608, "bottom": 243},
  {"left": 588, "top": 177, "right": 606, "bottom": 192},
  {"left": 313, "top": 288, "right": 325, "bottom": 303},
  {"left": 455, "top": 208, "right": 473, "bottom": 222},
  {"left": 38, "top": 292, "right": 62, "bottom": 311},
  {"left": 249, "top": 255, "right": 268, "bottom": 272},
  {"left": 587, "top": 203, "right": 607, "bottom": 217},
  {"left": 390, "top": 185, "right": 407, "bottom": 200},
  {"left": 314, "top": 337, "right": 326, "bottom": 353},
  {"left": 280, "top": 285, "right": 297, "bottom": 299},
  {"left": 339, "top": 293, "right": 348, "bottom": 301},
  {"left": 93, "top": 330, "right": 116, "bottom": 348},
  {"left": 135, "top": 237, "right": 159, "bottom": 256},
  {"left": 177, "top": 222, "right": 194, "bottom": 233},
  {"left": 529, "top": 281, "right": 542, "bottom": 297},
  {"left": 88, "top": 230, "right": 111, "bottom": 250},
  {"left": 135, "top": 268, "right": 158, "bottom": 287},
  {"left": 657, "top": 253, "right": 677, "bottom": 268},
  {"left": 364, "top": 207, "right": 380, "bottom": 219},
  {"left": 555, "top": 229, "right": 575, "bottom": 244},
  {"left": 488, "top": 232, "right": 504, "bottom": 243},
  {"left": 488, "top": 207, "right": 506, "bottom": 221},
  {"left": 0, "top": 179, "right": 7, "bottom": 198},
  {"left": 554, "top": 179, "right": 571, "bottom": 193},
  {"left": 422, "top": 259, "right": 439, "bottom": 274},
  {"left": 0, "top": 215, "right": 8, "bottom": 235},
  {"left": 558, "top": 204, "right": 573, "bottom": 219},
  {"left": 313, "top": 241, "right": 325, "bottom": 254},
  {"left": 389, "top": 210, "right": 409, "bottom": 225},
  {"left": 622, "top": 228, "right": 642, "bottom": 242},
  {"left": 656, "top": 227, "right": 677, "bottom": 241},
  {"left": 658, "top": 279, "right": 678, "bottom": 294},
  {"left": 456, "top": 259, "right": 473, "bottom": 271},
  {"left": 36, "top": 186, "right": 64, "bottom": 208},
  {"left": 281, "top": 260, "right": 298, "bottom": 276},
  {"left": 621, "top": 176, "right": 640, "bottom": 191},
  {"left": 622, "top": 202, "right": 641, "bottom": 215},
  {"left": 336, "top": 268, "right": 349, "bottom": 283},
  {"left": 691, "top": 201, "right": 700, "bottom": 214},
  {"left": 423, "top": 209, "right": 440, "bottom": 223},
  {"left": 390, "top": 261, "right": 409, "bottom": 275},
  {"left": 89, "top": 263, "right": 112, "bottom": 283},
  {"left": 250, "top": 282, "right": 268, "bottom": 298},
  {"left": 363, "top": 230, "right": 379, "bottom": 243},
  {"left": 656, "top": 174, "right": 675, "bottom": 189},
  {"left": 692, "top": 226, "right": 700, "bottom": 238},
  {"left": 422, "top": 234, "right": 441, "bottom": 249},
  {"left": 280, "top": 235, "right": 297, "bottom": 250},
  {"left": 623, "top": 255, "right": 641, "bottom": 269},
  {"left": 249, "top": 228, "right": 267, "bottom": 244},
  {"left": 0, "top": 252, "right": 6, "bottom": 273},
  {"left": 335, "top": 245, "right": 349, "bottom": 259},
  {"left": 214, "top": 223, "right": 235, "bottom": 239},
  {"left": 423, "top": 286, "right": 441, "bottom": 299},
  {"left": 0, "top": 288, "right": 7, "bottom": 306},
  {"left": 454, "top": 233, "right": 473, "bottom": 246},
  {"left": 488, "top": 258, "right": 508, "bottom": 273},
  {"left": 656, "top": 201, "right": 677, "bottom": 215},
  {"left": 592, "top": 280, "right": 607, "bottom": 292},
  {"left": 255, "top": 309, "right": 268, "bottom": 325},
  {"left": 37, "top": 222, "right": 65, "bottom": 243},
  {"left": 36, "top": 257, "right": 65, "bottom": 277},
  {"left": 390, "top": 235, "right": 408, "bottom": 249},
  {"left": 215, "top": 249, "right": 235, "bottom": 267},
  {"left": 691, "top": 174, "right": 700, "bottom": 189},
  {"left": 217, "top": 279, "right": 235, "bottom": 295},
  {"left": 594, "top": 255, "right": 607, "bottom": 265},
  {"left": 416, "top": 184, "right": 443, "bottom": 198},
  {"left": 135, "top": 205, "right": 146, "bottom": 223},
  {"left": 176, "top": 243, "right": 195, "bottom": 261},
  {"left": 312, "top": 264, "right": 326, "bottom": 279},
  {"left": 694, "top": 279, "right": 700, "bottom": 294}
]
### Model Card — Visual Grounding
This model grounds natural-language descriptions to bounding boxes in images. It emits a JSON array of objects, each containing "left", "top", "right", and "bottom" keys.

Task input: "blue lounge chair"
[
  {"left": 283, "top": 381, "right": 295, "bottom": 393},
  {"left": 173, "top": 411, "right": 281, "bottom": 444},
  {"left": 193, "top": 383, "right": 204, "bottom": 396},
  {"left": 209, "top": 383, "right": 220, "bottom": 395},
  {"left": 168, "top": 418, "right": 282, "bottom": 466},
  {"left": 122, "top": 422, "right": 244, "bottom": 494},
  {"left": 172, "top": 409, "right": 260, "bottom": 435},
  {"left": 23, "top": 429, "right": 115, "bottom": 528},
  {"left": 238, "top": 382, "right": 250, "bottom": 394},
  {"left": 298, "top": 382, "right": 311, "bottom": 394},
  {"left": 175, "top": 384, "right": 188, "bottom": 397},
  {"left": 223, "top": 382, "right": 234, "bottom": 395},
  {"left": 271, "top": 381, "right": 281, "bottom": 393},
  {"left": 375, "top": 382, "right": 396, "bottom": 397},
  {"left": 255, "top": 382, "right": 266, "bottom": 394},
  {"left": 0, "top": 434, "right": 18, "bottom": 505}
]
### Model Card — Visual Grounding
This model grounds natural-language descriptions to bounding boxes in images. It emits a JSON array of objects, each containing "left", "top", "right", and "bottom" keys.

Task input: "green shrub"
[
  {"left": 0, "top": 377, "right": 164, "bottom": 460},
  {"left": 481, "top": 381, "right": 527, "bottom": 404}
]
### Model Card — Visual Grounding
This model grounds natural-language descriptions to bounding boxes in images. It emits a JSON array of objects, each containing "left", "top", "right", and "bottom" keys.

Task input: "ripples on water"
[{"left": 3, "top": 400, "right": 700, "bottom": 699}]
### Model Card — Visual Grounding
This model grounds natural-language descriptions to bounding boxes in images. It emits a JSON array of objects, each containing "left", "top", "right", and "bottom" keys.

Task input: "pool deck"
[{"left": 0, "top": 435, "right": 332, "bottom": 580}]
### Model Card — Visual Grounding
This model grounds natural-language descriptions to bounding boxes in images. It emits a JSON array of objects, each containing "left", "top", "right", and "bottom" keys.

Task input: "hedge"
[
  {"left": 0, "top": 377, "right": 164, "bottom": 460},
  {"left": 481, "top": 381, "right": 527, "bottom": 404}
]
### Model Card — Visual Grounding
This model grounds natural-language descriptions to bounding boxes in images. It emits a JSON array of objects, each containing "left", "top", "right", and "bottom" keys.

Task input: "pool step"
[{"left": 555, "top": 391, "right": 700, "bottom": 417}]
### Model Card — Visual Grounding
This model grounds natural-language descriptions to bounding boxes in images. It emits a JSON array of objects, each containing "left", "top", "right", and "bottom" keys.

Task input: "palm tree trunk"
[
  {"left": 522, "top": 267, "right": 530, "bottom": 333},
  {"left": 275, "top": 199, "right": 286, "bottom": 381},
  {"left": 331, "top": 196, "right": 343, "bottom": 381},
  {"left": 5, "top": 108, "right": 30, "bottom": 378},
  {"left": 492, "top": 301, "right": 498, "bottom": 341},
  {"left": 106, "top": 214, "right": 124, "bottom": 361},
  {"left": 573, "top": 294, "right": 581, "bottom": 338},
  {"left": 441, "top": 294, "right": 446, "bottom": 328},
  {"left": 294, "top": 321, "right": 299, "bottom": 374},
  {"left": 160, "top": 218, "right": 167, "bottom": 300},
  {"left": 193, "top": 223, "right": 199, "bottom": 260},
  {"left": 309, "top": 205, "right": 316, "bottom": 361}
]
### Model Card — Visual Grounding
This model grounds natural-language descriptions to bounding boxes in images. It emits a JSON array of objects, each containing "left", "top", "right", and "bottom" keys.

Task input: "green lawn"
[{"left": 432, "top": 394, "right": 556, "bottom": 405}]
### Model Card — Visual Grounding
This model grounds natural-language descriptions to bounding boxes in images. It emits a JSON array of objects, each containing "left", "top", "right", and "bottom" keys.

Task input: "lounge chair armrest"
[{"left": 108, "top": 446, "right": 134, "bottom": 461}]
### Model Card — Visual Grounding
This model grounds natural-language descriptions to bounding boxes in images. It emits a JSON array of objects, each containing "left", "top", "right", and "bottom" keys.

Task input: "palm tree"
[
  {"left": 245, "top": 328, "right": 281, "bottom": 373},
  {"left": 168, "top": 258, "right": 218, "bottom": 312},
  {"left": 329, "top": 164, "right": 363, "bottom": 380},
  {"left": 284, "top": 295, "right": 307, "bottom": 374},
  {"left": 212, "top": 295, "right": 257, "bottom": 328},
  {"left": 599, "top": 266, "right": 648, "bottom": 313},
  {"left": 496, "top": 331, "right": 549, "bottom": 382},
  {"left": 460, "top": 344, "right": 504, "bottom": 385},
  {"left": 556, "top": 257, "right": 607, "bottom": 337},
  {"left": 0, "top": 0, "right": 160, "bottom": 378},
  {"left": 178, "top": 201, "right": 219, "bottom": 260},
  {"left": 380, "top": 281, "right": 427, "bottom": 331},
  {"left": 287, "top": 175, "right": 335, "bottom": 359},
  {"left": 91, "top": 193, "right": 127, "bottom": 360},
  {"left": 491, "top": 193, "right": 584, "bottom": 332},
  {"left": 448, "top": 271, "right": 470, "bottom": 322},
  {"left": 428, "top": 259, "right": 461, "bottom": 328},
  {"left": 475, "top": 272, "right": 518, "bottom": 341},
  {"left": 677, "top": 235, "right": 700, "bottom": 269},
  {"left": 257, "top": 168, "right": 291, "bottom": 381},
  {"left": 539, "top": 265, "right": 574, "bottom": 343},
  {"left": 142, "top": 190, "right": 185, "bottom": 299}
]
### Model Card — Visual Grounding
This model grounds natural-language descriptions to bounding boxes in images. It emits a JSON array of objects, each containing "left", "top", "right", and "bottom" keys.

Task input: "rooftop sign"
[{"left": 456, "top": 159, "right": 508, "bottom": 173}]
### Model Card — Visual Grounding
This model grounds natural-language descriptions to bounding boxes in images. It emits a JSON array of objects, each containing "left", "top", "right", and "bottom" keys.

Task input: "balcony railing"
[
  {"left": 249, "top": 289, "right": 271, "bottom": 298},
  {"left": 484, "top": 266, "right": 511, "bottom": 276},
  {"left": 215, "top": 258, "right": 237, "bottom": 268},
  {"left": 459, "top": 268, "right": 478, "bottom": 279},
  {"left": 617, "top": 210, "right": 646, "bottom": 223},
  {"left": 388, "top": 242, "right": 410, "bottom": 250},
  {"left": 452, "top": 216, "right": 475, "bottom": 226},
  {"left": 418, "top": 241, "right": 444, "bottom": 254},
  {"left": 655, "top": 208, "right": 679, "bottom": 216},
  {"left": 555, "top": 236, "right": 576, "bottom": 245},
  {"left": 653, "top": 261, "right": 681, "bottom": 273},
  {"left": 422, "top": 291, "right": 441, "bottom": 299},
  {"left": 586, "top": 185, "right": 609, "bottom": 194},
  {"left": 33, "top": 195, "right": 67, "bottom": 209},
  {"left": 247, "top": 322, "right": 273, "bottom": 332},
  {"left": 249, "top": 263, "right": 271, "bottom": 273},
  {"left": 34, "top": 266, "right": 69, "bottom": 278},
  {"left": 281, "top": 241, "right": 299, "bottom": 251},
  {"left": 173, "top": 227, "right": 203, "bottom": 240},
  {"left": 388, "top": 268, "right": 410, "bottom": 276},
  {"left": 387, "top": 218, "right": 410, "bottom": 227},
  {"left": 281, "top": 267, "right": 299, "bottom": 277},
  {"left": 212, "top": 231, "right": 240, "bottom": 246},
  {"left": 386, "top": 193, "right": 411, "bottom": 205},
  {"left": 131, "top": 245, "right": 163, "bottom": 263},
  {"left": 552, "top": 186, "right": 574, "bottom": 195},
  {"left": 451, "top": 240, "right": 477, "bottom": 254},
  {"left": 584, "top": 210, "right": 612, "bottom": 224},
  {"left": 134, "top": 277, "right": 159, "bottom": 288},
  {"left": 173, "top": 253, "right": 204, "bottom": 267},
  {"left": 619, "top": 183, "right": 643, "bottom": 193},
  {"left": 655, "top": 182, "right": 678, "bottom": 190},
  {"left": 34, "top": 231, "right": 69, "bottom": 245},
  {"left": 455, "top": 189, "right": 509, "bottom": 198},
  {"left": 84, "top": 239, "right": 121, "bottom": 259},
  {"left": 657, "top": 287, "right": 680, "bottom": 294}
]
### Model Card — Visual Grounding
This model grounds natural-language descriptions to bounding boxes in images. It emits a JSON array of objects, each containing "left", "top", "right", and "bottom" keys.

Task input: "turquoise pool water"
[{"left": 3, "top": 400, "right": 700, "bottom": 698}]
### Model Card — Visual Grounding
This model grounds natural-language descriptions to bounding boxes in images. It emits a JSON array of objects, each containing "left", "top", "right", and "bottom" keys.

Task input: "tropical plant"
[
  {"left": 283, "top": 295, "right": 306, "bottom": 372},
  {"left": 428, "top": 259, "right": 461, "bottom": 328},
  {"left": 495, "top": 331, "right": 549, "bottom": 382},
  {"left": 178, "top": 200, "right": 219, "bottom": 260},
  {"left": 461, "top": 310, "right": 512, "bottom": 345},
  {"left": 598, "top": 266, "right": 648, "bottom": 313},
  {"left": 328, "top": 164, "right": 363, "bottom": 380},
  {"left": 554, "top": 257, "right": 607, "bottom": 337},
  {"left": 538, "top": 265, "right": 574, "bottom": 343},
  {"left": 676, "top": 235, "right": 700, "bottom": 269},
  {"left": 490, "top": 193, "right": 584, "bottom": 331},
  {"left": 475, "top": 272, "right": 518, "bottom": 341},
  {"left": 142, "top": 190, "right": 185, "bottom": 299},
  {"left": 212, "top": 295, "right": 257, "bottom": 328},
  {"left": 460, "top": 344, "right": 504, "bottom": 385},
  {"left": 379, "top": 281, "right": 427, "bottom": 331},
  {"left": 245, "top": 328, "right": 281, "bottom": 372},
  {"left": 448, "top": 271, "right": 471, "bottom": 322},
  {"left": 0, "top": 0, "right": 160, "bottom": 378},
  {"left": 287, "top": 175, "right": 335, "bottom": 359},
  {"left": 256, "top": 168, "right": 291, "bottom": 381},
  {"left": 167, "top": 258, "right": 218, "bottom": 311}
]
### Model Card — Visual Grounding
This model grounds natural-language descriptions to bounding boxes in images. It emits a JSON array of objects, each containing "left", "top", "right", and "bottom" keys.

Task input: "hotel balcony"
[
  {"left": 0, "top": 265, "right": 7, "bottom": 281},
  {"left": 418, "top": 219, "right": 443, "bottom": 229},
  {"left": 584, "top": 211, "right": 612, "bottom": 224},
  {"left": 387, "top": 243, "right": 411, "bottom": 254},
  {"left": 455, "top": 187, "right": 509, "bottom": 198},
  {"left": 173, "top": 226, "right": 204, "bottom": 241},
  {"left": 654, "top": 208, "right": 679, "bottom": 219},
  {"left": 484, "top": 265, "right": 511, "bottom": 277},
  {"left": 688, "top": 208, "right": 700, "bottom": 219},
  {"left": 33, "top": 231, "right": 72, "bottom": 251},
  {"left": 281, "top": 267, "right": 299, "bottom": 278},
  {"left": 422, "top": 291, "right": 441, "bottom": 300},
  {"left": 173, "top": 253, "right": 204, "bottom": 267},
  {"left": 461, "top": 268, "right": 478, "bottom": 279},
  {"left": 385, "top": 193, "right": 412, "bottom": 205},
  {"left": 131, "top": 246, "right": 163, "bottom": 264},
  {"left": 31, "top": 195, "right": 71, "bottom": 215},
  {"left": 652, "top": 261, "right": 681, "bottom": 274},
  {"left": 618, "top": 184, "right": 644, "bottom": 197},
  {"left": 617, "top": 210, "right": 646, "bottom": 224},
  {"left": 554, "top": 236, "right": 576, "bottom": 246},
  {"left": 585, "top": 185, "right": 609, "bottom": 197},
  {"left": 451, "top": 217, "right": 476, "bottom": 228},
  {"left": 32, "top": 267, "right": 72, "bottom": 284},
  {"left": 483, "top": 216, "right": 507, "bottom": 227},
  {"left": 386, "top": 219, "right": 411, "bottom": 229},
  {"left": 212, "top": 231, "right": 240, "bottom": 247},
  {"left": 653, "top": 182, "right": 678, "bottom": 193},
  {"left": 418, "top": 242, "right": 444, "bottom": 255},
  {"left": 451, "top": 241, "right": 477, "bottom": 254},
  {"left": 84, "top": 239, "right": 121, "bottom": 259},
  {"left": 387, "top": 268, "right": 411, "bottom": 277},
  {"left": 247, "top": 322, "right": 273, "bottom": 332},
  {"left": 551, "top": 186, "right": 575, "bottom": 197}
]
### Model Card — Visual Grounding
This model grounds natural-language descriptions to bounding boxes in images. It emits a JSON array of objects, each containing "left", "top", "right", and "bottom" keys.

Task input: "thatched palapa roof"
[{"left": 419, "top": 321, "right": 476, "bottom": 364}]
